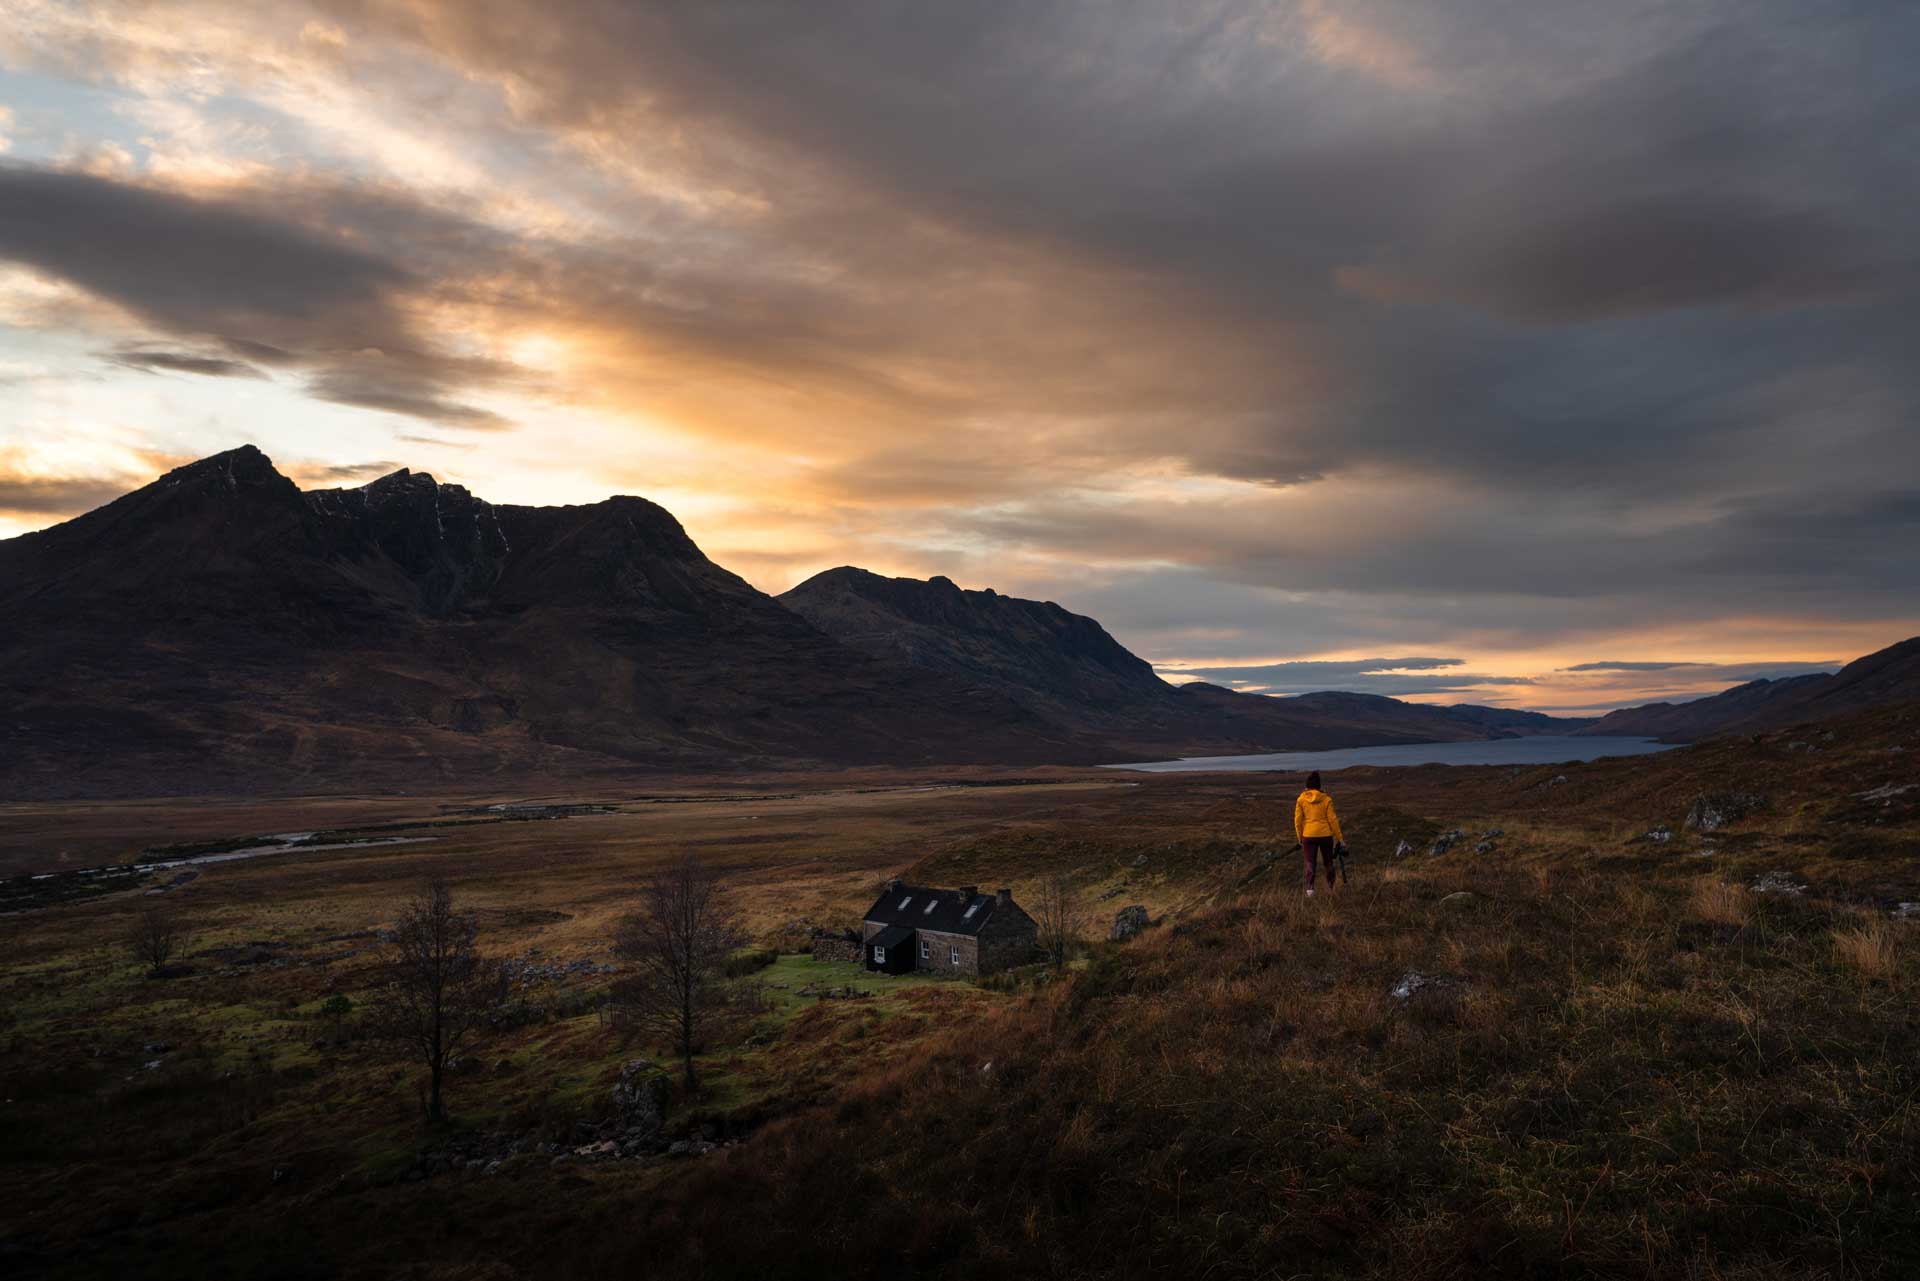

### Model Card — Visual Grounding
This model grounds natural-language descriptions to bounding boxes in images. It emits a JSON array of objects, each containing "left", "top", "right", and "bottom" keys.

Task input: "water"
[{"left": 1106, "top": 735, "right": 1678, "bottom": 774}]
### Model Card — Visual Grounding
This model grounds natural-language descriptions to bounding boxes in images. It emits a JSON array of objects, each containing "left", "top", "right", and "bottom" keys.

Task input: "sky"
[{"left": 1, "top": 1, "right": 1915, "bottom": 713}]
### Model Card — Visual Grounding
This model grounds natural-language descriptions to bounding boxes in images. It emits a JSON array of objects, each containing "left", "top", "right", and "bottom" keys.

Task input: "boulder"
[
  {"left": 1393, "top": 839, "right": 1416, "bottom": 859},
  {"left": 1748, "top": 871, "right": 1807, "bottom": 896},
  {"left": 1388, "top": 970, "right": 1459, "bottom": 1000},
  {"left": 1683, "top": 791, "right": 1767, "bottom": 832},
  {"left": 1644, "top": 826, "right": 1673, "bottom": 843},
  {"left": 1109, "top": 905, "right": 1151, "bottom": 942},
  {"left": 1428, "top": 831, "right": 1463, "bottom": 857},
  {"left": 610, "top": 1059, "right": 669, "bottom": 1138}
]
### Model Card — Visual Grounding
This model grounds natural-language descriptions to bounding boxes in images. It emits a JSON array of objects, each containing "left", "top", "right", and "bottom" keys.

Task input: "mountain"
[
  {"left": 0, "top": 451, "right": 1656, "bottom": 800},
  {"left": 781, "top": 567, "right": 1589, "bottom": 755},
  {"left": 1441, "top": 703, "right": 1598, "bottom": 735},
  {"left": 0, "top": 448, "right": 1085, "bottom": 798},
  {"left": 776, "top": 567, "right": 1166, "bottom": 721},
  {"left": 1576, "top": 637, "right": 1920, "bottom": 741}
]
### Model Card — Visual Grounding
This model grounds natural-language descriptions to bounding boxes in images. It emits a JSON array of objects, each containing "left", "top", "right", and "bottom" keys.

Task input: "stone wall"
[
  {"left": 811, "top": 930, "right": 864, "bottom": 965},
  {"left": 914, "top": 929, "right": 977, "bottom": 974},
  {"left": 976, "top": 903, "right": 1038, "bottom": 974}
]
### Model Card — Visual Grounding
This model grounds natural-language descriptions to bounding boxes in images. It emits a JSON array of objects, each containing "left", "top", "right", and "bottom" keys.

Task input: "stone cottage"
[{"left": 860, "top": 881, "right": 1036, "bottom": 976}]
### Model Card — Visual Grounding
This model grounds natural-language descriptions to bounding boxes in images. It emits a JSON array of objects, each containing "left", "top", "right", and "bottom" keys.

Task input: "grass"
[{"left": 0, "top": 705, "right": 1916, "bottom": 1277}]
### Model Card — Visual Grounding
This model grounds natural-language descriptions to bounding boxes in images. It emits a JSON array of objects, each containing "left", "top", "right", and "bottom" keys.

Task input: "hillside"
[
  {"left": 782, "top": 567, "right": 1589, "bottom": 756},
  {"left": 1579, "top": 637, "right": 1920, "bottom": 741},
  {"left": 4, "top": 702, "right": 1915, "bottom": 1279},
  {"left": 0, "top": 449, "right": 1082, "bottom": 798}
]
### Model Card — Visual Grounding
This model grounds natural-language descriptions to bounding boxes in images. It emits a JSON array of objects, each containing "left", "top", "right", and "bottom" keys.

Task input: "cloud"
[
  {"left": 295, "top": 460, "right": 406, "bottom": 484},
  {"left": 0, "top": 474, "right": 135, "bottom": 517},
  {"left": 1160, "top": 655, "right": 1537, "bottom": 698},
  {"left": 0, "top": 0, "right": 1917, "bottom": 699},
  {"left": 105, "top": 347, "right": 268, "bottom": 378},
  {"left": 1564, "top": 661, "right": 1695, "bottom": 672},
  {"left": 0, "top": 165, "right": 520, "bottom": 427}
]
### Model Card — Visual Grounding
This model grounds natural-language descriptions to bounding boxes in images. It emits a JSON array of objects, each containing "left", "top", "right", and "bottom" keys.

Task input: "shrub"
[{"left": 723, "top": 948, "right": 779, "bottom": 978}]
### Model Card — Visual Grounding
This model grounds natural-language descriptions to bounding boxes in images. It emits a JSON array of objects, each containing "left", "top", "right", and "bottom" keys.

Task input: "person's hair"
[{"left": 1306, "top": 770, "right": 1322, "bottom": 790}]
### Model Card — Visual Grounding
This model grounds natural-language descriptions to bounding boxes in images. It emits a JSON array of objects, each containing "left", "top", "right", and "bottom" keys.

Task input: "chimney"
[
  {"left": 997, "top": 887, "right": 1011, "bottom": 907},
  {"left": 958, "top": 885, "right": 977, "bottom": 903},
  {"left": 886, "top": 877, "right": 899, "bottom": 891}
]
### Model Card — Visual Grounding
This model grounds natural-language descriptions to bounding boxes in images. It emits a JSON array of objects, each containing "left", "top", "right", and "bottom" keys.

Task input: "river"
[{"left": 1105, "top": 735, "right": 1679, "bottom": 774}]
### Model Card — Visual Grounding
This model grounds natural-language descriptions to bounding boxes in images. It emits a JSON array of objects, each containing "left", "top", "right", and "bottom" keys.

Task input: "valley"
[{"left": 2, "top": 703, "right": 1916, "bottom": 1278}]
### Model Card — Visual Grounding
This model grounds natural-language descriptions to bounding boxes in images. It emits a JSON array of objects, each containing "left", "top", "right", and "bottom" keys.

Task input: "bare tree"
[
  {"left": 370, "top": 876, "right": 506, "bottom": 1124},
  {"left": 609, "top": 853, "right": 748, "bottom": 1092},
  {"left": 1033, "top": 874, "right": 1082, "bottom": 963},
  {"left": 126, "top": 901, "right": 189, "bottom": 976}
]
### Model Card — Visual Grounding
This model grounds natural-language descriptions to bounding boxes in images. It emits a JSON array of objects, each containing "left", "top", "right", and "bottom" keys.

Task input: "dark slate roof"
[
  {"left": 868, "top": 924, "right": 915, "bottom": 950},
  {"left": 863, "top": 883, "right": 1005, "bottom": 936}
]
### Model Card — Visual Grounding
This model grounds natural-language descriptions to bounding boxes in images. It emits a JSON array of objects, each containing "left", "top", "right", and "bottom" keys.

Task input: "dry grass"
[
  {"left": 1690, "top": 876, "right": 1754, "bottom": 927},
  {"left": 1832, "top": 919, "right": 1901, "bottom": 984},
  {"left": 3, "top": 703, "right": 1918, "bottom": 1279}
]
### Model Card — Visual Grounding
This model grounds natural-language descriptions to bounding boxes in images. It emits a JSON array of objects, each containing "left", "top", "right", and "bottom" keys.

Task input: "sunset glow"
[{"left": 4, "top": 1, "right": 1915, "bottom": 711}]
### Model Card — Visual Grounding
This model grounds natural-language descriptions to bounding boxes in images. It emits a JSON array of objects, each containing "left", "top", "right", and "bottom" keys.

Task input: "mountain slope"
[
  {"left": 0, "top": 449, "right": 1083, "bottom": 798},
  {"left": 1577, "top": 638, "right": 1920, "bottom": 741},
  {"left": 781, "top": 567, "right": 1589, "bottom": 755},
  {"left": 778, "top": 567, "right": 1168, "bottom": 721}
]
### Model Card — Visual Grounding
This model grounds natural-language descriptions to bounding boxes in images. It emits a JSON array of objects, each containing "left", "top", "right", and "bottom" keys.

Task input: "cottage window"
[
  {"left": 873, "top": 945, "right": 885, "bottom": 963},
  {"left": 919, "top": 940, "right": 930, "bottom": 959},
  {"left": 950, "top": 948, "right": 961, "bottom": 966}
]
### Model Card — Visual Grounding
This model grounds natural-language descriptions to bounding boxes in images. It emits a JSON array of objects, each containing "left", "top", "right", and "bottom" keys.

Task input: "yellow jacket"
[{"left": 1294, "top": 789, "right": 1344, "bottom": 843}]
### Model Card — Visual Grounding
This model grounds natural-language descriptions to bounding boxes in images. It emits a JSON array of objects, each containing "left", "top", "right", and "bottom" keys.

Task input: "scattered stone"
[
  {"left": 1428, "top": 831, "right": 1463, "bottom": 857},
  {"left": 1855, "top": 782, "right": 1917, "bottom": 803},
  {"left": 1481, "top": 828, "right": 1504, "bottom": 839},
  {"left": 142, "top": 1041, "right": 172, "bottom": 1054},
  {"left": 142, "top": 1059, "right": 164, "bottom": 1072},
  {"left": 1393, "top": 839, "right": 1416, "bottom": 858},
  {"left": 1749, "top": 871, "right": 1807, "bottom": 896},
  {"left": 1388, "top": 970, "right": 1459, "bottom": 1000},
  {"left": 1131, "top": 853, "right": 1150, "bottom": 867},
  {"left": 1644, "top": 826, "right": 1673, "bottom": 844},
  {"left": 1547, "top": 775, "right": 1569, "bottom": 787},
  {"left": 1890, "top": 902, "right": 1920, "bottom": 921},
  {"left": 1109, "top": 905, "right": 1152, "bottom": 942},
  {"left": 1473, "top": 839, "right": 1497, "bottom": 854},
  {"left": 1438, "top": 891, "right": 1476, "bottom": 907},
  {"left": 1684, "top": 791, "right": 1767, "bottom": 832},
  {"left": 668, "top": 1140, "right": 691, "bottom": 1157}
]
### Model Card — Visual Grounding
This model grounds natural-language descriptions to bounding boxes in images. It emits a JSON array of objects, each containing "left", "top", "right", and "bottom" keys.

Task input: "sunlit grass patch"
[{"left": 1831, "top": 919, "right": 1901, "bottom": 984}]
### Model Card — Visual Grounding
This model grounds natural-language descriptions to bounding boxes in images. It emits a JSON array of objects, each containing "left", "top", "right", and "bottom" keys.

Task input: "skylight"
[
  {"left": 963, "top": 902, "right": 980, "bottom": 918},
  {"left": 922, "top": 900, "right": 937, "bottom": 914},
  {"left": 898, "top": 896, "right": 912, "bottom": 910}
]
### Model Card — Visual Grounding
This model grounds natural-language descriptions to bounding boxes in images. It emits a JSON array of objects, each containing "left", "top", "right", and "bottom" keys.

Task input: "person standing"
[{"left": 1294, "top": 770, "right": 1345, "bottom": 896}]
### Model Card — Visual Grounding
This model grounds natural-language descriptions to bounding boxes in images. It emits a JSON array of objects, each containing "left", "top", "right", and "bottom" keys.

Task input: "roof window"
[
  {"left": 922, "top": 900, "right": 937, "bottom": 914},
  {"left": 962, "top": 902, "right": 980, "bottom": 919},
  {"left": 898, "top": 896, "right": 912, "bottom": 910}
]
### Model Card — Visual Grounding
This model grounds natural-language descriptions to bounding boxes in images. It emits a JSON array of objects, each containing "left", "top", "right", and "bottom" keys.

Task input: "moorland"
[{"left": 3, "top": 701, "right": 1917, "bottom": 1279}]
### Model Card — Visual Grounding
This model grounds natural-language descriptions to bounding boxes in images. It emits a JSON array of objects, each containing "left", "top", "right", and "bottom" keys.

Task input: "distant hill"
[
  {"left": 0, "top": 449, "right": 1085, "bottom": 798},
  {"left": 1577, "top": 638, "right": 1920, "bottom": 741},
  {"left": 781, "top": 567, "right": 1590, "bottom": 756},
  {"left": 14, "top": 449, "right": 1890, "bottom": 799}
]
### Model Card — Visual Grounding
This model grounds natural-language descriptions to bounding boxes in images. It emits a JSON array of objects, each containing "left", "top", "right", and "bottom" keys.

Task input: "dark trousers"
[{"left": 1302, "top": 836, "right": 1335, "bottom": 891}]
